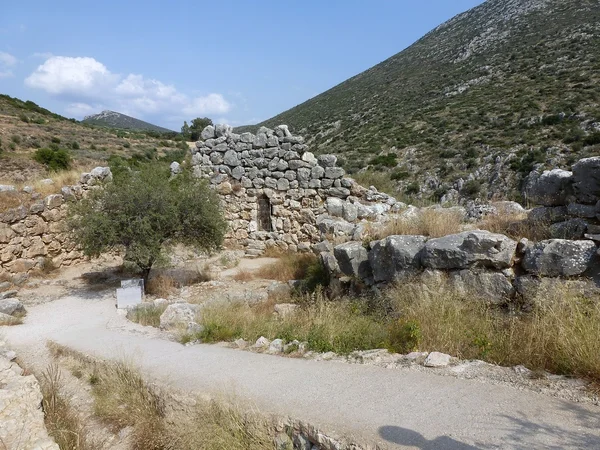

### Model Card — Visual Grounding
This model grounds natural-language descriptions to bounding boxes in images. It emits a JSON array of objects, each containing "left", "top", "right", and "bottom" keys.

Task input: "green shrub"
[
  {"left": 369, "top": 153, "right": 397, "bottom": 167},
  {"left": 71, "top": 141, "right": 80, "bottom": 150},
  {"left": 19, "top": 113, "right": 30, "bottom": 123},
  {"left": 33, "top": 148, "right": 72, "bottom": 171},
  {"left": 51, "top": 136, "right": 61, "bottom": 144},
  {"left": 404, "top": 182, "right": 420, "bottom": 196},
  {"left": 583, "top": 132, "right": 600, "bottom": 147},
  {"left": 390, "top": 169, "right": 410, "bottom": 180},
  {"left": 461, "top": 179, "right": 482, "bottom": 198}
]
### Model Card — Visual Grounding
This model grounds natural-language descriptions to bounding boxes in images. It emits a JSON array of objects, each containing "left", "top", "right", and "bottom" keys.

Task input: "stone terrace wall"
[
  {"left": 190, "top": 124, "right": 402, "bottom": 255},
  {"left": 0, "top": 168, "right": 112, "bottom": 280}
]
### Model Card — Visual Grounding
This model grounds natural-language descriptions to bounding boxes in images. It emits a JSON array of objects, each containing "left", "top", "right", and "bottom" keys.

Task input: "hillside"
[
  {"left": 0, "top": 95, "right": 186, "bottom": 185},
  {"left": 83, "top": 110, "right": 174, "bottom": 133},
  {"left": 245, "top": 0, "right": 600, "bottom": 202}
]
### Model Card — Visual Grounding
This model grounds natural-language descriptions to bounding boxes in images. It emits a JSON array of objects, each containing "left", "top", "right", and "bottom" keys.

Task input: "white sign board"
[{"left": 116, "top": 286, "right": 143, "bottom": 309}]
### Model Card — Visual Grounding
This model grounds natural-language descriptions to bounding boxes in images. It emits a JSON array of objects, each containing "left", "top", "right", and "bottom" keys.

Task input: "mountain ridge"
[
  {"left": 242, "top": 0, "right": 600, "bottom": 201},
  {"left": 83, "top": 110, "right": 174, "bottom": 133}
]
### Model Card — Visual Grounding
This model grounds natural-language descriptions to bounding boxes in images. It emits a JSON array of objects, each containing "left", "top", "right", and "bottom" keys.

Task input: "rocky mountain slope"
[
  {"left": 82, "top": 110, "right": 174, "bottom": 133},
  {"left": 244, "top": 0, "right": 600, "bottom": 202}
]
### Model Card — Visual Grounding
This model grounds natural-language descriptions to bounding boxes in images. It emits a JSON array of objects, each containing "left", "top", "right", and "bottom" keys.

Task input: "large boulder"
[
  {"left": 522, "top": 240, "right": 597, "bottom": 277},
  {"left": 549, "top": 219, "right": 587, "bottom": 240},
  {"left": 0, "top": 298, "right": 25, "bottom": 316},
  {"left": 421, "top": 231, "right": 517, "bottom": 270},
  {"left": 333, "top": 242, "right": 372, "bottom": 279},
  {"left": 523, "top": 169, "right": 573, "bottom": 206},
  {"left": 159, "top": 303, "right": 201, "bottom": 331},
  {"left": 369, "top": 235, "right": 427, "bottom": 283},
  {"left": 528, "top": 206, "right": 569, "bottom": 224},
  {"left": 573, "top": 157, "right": 600, "bottom": 204},
  {"left": 449, "top": 270, "right": 515, "bottom": 304}
]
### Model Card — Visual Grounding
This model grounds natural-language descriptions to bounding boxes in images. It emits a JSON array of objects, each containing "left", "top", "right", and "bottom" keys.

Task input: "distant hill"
[
  {"left": 244, "top": 0, "right": 600, "bottom": 201},
  {"left": 83, "top": 110, "right": 174, "bottom": 133}
]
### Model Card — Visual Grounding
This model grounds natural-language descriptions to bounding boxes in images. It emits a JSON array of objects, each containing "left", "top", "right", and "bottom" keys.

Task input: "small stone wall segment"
[
  {"left": 0, "top": 343, "right": 59, "bottom": 450},
  {"left": 0, "top": 168, "right": 112, "bottom": 278},
  {"left": 191, "top": 124, "right": 402, "bottom": 255}
]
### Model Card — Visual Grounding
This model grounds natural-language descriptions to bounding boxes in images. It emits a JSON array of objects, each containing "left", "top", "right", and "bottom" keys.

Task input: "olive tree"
[{"left": 69, "top": 164, "right": 225, "bottom": 289}]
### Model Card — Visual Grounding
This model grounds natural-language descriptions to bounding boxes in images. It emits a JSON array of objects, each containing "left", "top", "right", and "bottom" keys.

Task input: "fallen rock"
[
  {"left": 369, "top": 235, "right": 427, "bottom": 283},
  {"left": 424, "top": 352, "right": 452, "bottom": 368},
  {"left": 421, "top": 231, "right": 517, "bottom": 270},
  {"left": 333, "top": 242, "right": 372, "bottom": 279},
  {"left": 253, "top": 336, "right": 271, "bottom": 348},
  {"left": 159, "top": 303, "right": 200, "bottom": 331},
  {"left": 522, "top": 239, "right": 597, "bottom": 277},
  {"left": 573, "top": 157, "right": 600, "bottom": 204},
  {"left": 524, "top": 169, "right": 573, "bottom": 206},
  {"left": 0, "top": 298, "right": 25, "bottom": 316},
  {"left": 268, "top": 339, "right": 284, "bottom": 354},
  {"left": 449, "top": 270, "right": 515, "bottom": 304}
]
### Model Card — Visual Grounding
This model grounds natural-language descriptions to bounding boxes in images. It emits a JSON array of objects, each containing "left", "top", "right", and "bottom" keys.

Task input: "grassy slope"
[
  {"left": 243, "top": 0, "right": 600, "bottom": 200},
  {"left": 0, "top": 94, "right": 185, "bottom": 185}
]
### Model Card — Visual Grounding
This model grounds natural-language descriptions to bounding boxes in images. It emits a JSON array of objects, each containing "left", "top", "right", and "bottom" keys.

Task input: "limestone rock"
[
  {"left": 201, "top": 125, "right": 216, "bottom": 140},
  {"left": 573, "top": 157, "right": 600, "bottom": 204},
  {"left": 0, "top": 298, "right": 25, "bottom": 316},
  {"left": 369, "top": 235, "right": 427, "bottom": 283},
  {"left": 159, "top": 303, "right": 200, "bottom": 331},
  {"left": 524, "top": 169, "right": 573, "bottom": 206},
  {"left": 170, "top": 161, "right": 182, "bottom": 174},
  {"left": 549, "top": 218, "right": 587, "bottom": 240},
  {"left": 268, "top": 339, "right": 284, "bottom": 354},
  {"left": 449, "top": 270, "right": 515, "bottom": 304},
  {"left": 522, "top": 239, "right": 597, "bottom": 277},
  {"left": 334, "top": 242, "right": 372, "bottom": 279},
  {"left": 424, "top": 352, "right": 451, "bottom": 368},
  {"left": 421, "top": 231, "right": 517, "bottom": 270}
]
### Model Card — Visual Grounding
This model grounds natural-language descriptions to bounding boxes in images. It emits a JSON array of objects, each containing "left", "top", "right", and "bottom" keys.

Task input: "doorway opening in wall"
[{"left": 258, "top": 195, "right": 272, "bottom": 231}]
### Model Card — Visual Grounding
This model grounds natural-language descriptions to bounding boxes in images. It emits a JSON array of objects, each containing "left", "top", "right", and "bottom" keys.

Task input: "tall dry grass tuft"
[
  {"left": 48, "top": 343, "right": 277, "bottom": 450},
  {"left": 40, "top": 364, "right": 99, "bottom": 450},
  {"left": 372, "top": 207, "right": 464, "bottom": 240},
  {"left": 147, "top": 274, "right": 177, "bottom": 297},
  {"left": 477, "top": 213, "right": 553, "bottom": 241},
  {"left": 256, "top": 253, "right": 319, "bottom": 281},
  {"left": 126, "top": 303, "right": 168, "bottom": 327}
]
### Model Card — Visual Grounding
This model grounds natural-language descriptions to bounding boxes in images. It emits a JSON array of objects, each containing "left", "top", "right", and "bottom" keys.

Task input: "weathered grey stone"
[
  {"left": 524, "top": 169, "right": 573, "bottom": 206},
  {"left": 424, "top": 352, "right": 451, "bottom": 368},
  {"left": 231, "top": 166, "right": 245, "bottom": 180},
  {"left": 328, "top": 187, "right": 351, "bottom": 198},
  {"left": 342, "top": 202, "right": 358, "bottom": 222},
  {"left": 369, "top": 235, "right": 427, "bottom": 283},
  {"left": 449, "top": 270, "right": 515, "bottom": 304},
  {"left": 528, "top": 206, "right": 569, "bottom": 224},
  {"left": 311, "top": 165, "right": 325, "bottom": 179},
  {"left": 573, "top": 157, "right": 600, "bottom": 204},
  {"left": 421, "top": 231, "right": 517, "bottom": 270},
  {"left": 159, "top": 303, "right": 201, "bottom": 331},
  {"left": 223, "top": 150, "right": 241, "bottom": 167},
  {"left": 324, "top": 167, "right": 345, "bottom": 179},
  {"left": 302, "top": 152, "right": 318, "bottom": 166},
  {"left": 289, "top": 160, "right": 311, "bottom": 170},
  {"left": 297, "top": 168, "right": 311, "bottom": 182},
  {"left": 201, "top": 125, "right": 216, "bottom": 140},
  {"left": 274, "top": 125, "right": 292, "bottom": 138},
  {"left": 277, "top": 178, "right": 290, "bottom": 191},
  {"left": 522, "top": 239, "right": 597, "bottom": 277},
  {"left": 567, "top": 203, "right": 597, "bottom": 218},
  {"left": 0, "top": 298, "right": 25, "bottom": 316},
  {"left": 334, "top": 242, "right": 371, "bottom": 279},
  {"left": 549, "top": 219, "right": 587, "bottom": 240},
  {"left": 325, "top": 197, "right": 344, "bottom": 217},
  {"left": 170, "top": 161, "right": 182, "bottom": 174},
  {"left": 91, "top": 166, "right": 112, "bottom": 181},
  {"left": 253, "top": 133, "right": 268, "bottom": 148},
  {"left": 318, "top": 154, "right": 337, "bottom": 167},
  {"left": 215, "top": 124, "right": 232, "bottom": 137},
  {"left": 44, "top": 194, "right": 63, "bottom": 210}
]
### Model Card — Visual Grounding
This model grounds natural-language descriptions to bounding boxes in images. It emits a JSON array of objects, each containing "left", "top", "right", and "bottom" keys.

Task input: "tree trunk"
[{"left": 141, "top": 267, "right": 151, "bottom": 294}]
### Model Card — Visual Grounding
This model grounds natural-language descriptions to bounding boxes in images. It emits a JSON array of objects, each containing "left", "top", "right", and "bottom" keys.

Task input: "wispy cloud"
[
  {"left": 0, "top": 51, "right": 17, "bottom": 78},
  {"left": 24, "top": 55, "right": 231, "bottom": 120}
]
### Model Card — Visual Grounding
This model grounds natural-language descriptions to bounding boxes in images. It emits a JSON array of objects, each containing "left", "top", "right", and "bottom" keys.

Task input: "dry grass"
[
  {"left": 256, "top": 253, "right": 319, "bottom": 281},
  {"left": 40, "top": 364, "right": 99, "bottom": 450},
  {"left": 186, "top": 276, "right": 600, "bottom": 382},
  {"left": 232, "top": 268, "right": 256, "bottom": 282},
  {"left": 30, "top": 168, "right": 85, "bottom": 195},
  {"left": 371, "top": 207, "right": 464, "bottom": 240},
  {"left": 477, "top": 213, "right": 553, "bottom": 241},
  {"left": 386, "top": 279, "right": 600, "bottom": 380},
  {"left": 48, "top": 342, "right": 276, "bottom": 450},
  {"left": 126, "top": 303, "right": 168, "bottom": 327},
  {"left": 147, "top": 274, "right": 177, "bottom": 297},
  {"left": 0, "top": 314, "right": 23, "bottom": 326}
]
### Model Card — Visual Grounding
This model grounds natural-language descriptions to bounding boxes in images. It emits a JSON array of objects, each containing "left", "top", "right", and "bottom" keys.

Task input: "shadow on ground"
[{"left": 379, "top": 426, "right": 479, "bottom": 449}]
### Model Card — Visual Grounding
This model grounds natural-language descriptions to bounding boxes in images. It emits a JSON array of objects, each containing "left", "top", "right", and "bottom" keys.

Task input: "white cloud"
[
  {"left": 24, "top": 55, "right": 231, "bottom": 120},
  {"left": 0, "top": 51, "right": 17, "bottom": 78}
]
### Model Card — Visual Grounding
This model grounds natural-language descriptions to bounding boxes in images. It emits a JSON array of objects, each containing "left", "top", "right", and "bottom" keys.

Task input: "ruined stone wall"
[
  {"left": 190, "top": 124, "right": 401, "bottom": 255},
  {"left": 0, "top": 168, "right": 112, "bottom": 280}
]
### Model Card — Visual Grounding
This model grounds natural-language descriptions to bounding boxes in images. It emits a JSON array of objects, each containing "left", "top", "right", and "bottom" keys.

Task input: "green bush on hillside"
[{"left": 33, "top": 148, "right": 71, "bottom": 171}]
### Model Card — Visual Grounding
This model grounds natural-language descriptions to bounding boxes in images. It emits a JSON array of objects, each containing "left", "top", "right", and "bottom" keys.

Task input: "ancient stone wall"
[
  {"left": 0, "top": 168, "right": 112, "bottom": 280},
  {"left": 190, "top": 124, "right": 401, "bottom": 255}
]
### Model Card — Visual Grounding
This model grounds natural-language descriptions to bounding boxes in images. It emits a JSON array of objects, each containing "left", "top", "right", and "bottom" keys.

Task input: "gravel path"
[{"left": 4, "top": 291, "right": 600, "bottom": 449}]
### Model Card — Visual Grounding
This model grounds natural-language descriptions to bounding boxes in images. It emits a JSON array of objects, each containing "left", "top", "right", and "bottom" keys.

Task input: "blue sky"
[{"left": 0, "top": 0, "right": 484, "bottom": 130}]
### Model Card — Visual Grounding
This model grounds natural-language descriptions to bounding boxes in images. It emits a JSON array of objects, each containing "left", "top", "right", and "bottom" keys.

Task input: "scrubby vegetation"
[
  {"left": 69, "top": 164, "right": 225, "bottom": 289},
  {"left": 188, "top": 277, "right": 600, "bottom": 383},
  {"left": 46, "top": 343, "right": 277, "bottom": 450}
]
